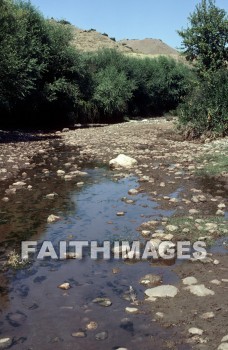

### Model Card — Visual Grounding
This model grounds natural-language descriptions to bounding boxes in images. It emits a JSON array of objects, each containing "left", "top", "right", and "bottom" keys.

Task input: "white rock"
[
  {"left": 109, "top": 154, "right": 137, "bottom": 169},
  {"left": 58, "top": 282, "right": 71, "bottom": 290},
  {"left": 166, "top": 225, "right": 178, "bottom": 232},
  {"left": 216, "top": 209, "right": 225, "bottom": 216},
  {"left": 125, "top": 307, "right": 138, "bottom": 314},
  {"left": 188, "top": 327, "right": 203, "bottom": 336},
  {"left": 46, "top": 193, "right": 58, "bottom": 199},
  {"left": 200, "top": 312, "right": 215, "bottom": 319},
  {"left": 182, "top": 277, "right": 198, "bottom": 285},
  {"left": 218, "top": 344, "right": 228, "bottom": 350},
  {"left": 57, "top": 170, "right": 65, "bottom": 176},
  {"left": 0, "top": 338, "right": 12, "bottom": 349},
  {"left": 185, "top": 284, "right": 215, "bottom": 296},
  {"left": 213, "top": 259, "right": 220, "bottom": 265},
  {"left": 47, "top": 214, "right": 60, "bottom": 223},
  {"left": 218, "top": 203, "right": 226, "bottom": 209},
  {"left": 12, "top": 181, "right": 26, "bottom": 188},
  {"left": 128, "top": 189, "right": 139, "bottom": 195},
  {"left": 145, "top": 285, "right": 179, "bottom": 298},
  {"left": 141, "top": 230, "right": 151, "bottom": 237},
  {"left": 210, "top": 279, "right": 221, "bottom": 285},
  {"left": 156, "top": 312, "right": 164, "bottom": 318},
  {"left": 221, "top": 335, "right": 228, "bottom": 342},
  {"left": 189, "top": 209, "right": 200, "bottom": 214},
  {"left": 77, "top": 182, "right": 84, "bottom": 186}
]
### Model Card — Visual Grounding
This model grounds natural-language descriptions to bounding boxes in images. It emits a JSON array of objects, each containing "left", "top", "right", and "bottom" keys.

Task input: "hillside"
[
  {"left": 70, "top": 25, "right": 180, "bottom": 59},
  {"left": 71, "top": 26, "right": 132, "bottom": 53}
]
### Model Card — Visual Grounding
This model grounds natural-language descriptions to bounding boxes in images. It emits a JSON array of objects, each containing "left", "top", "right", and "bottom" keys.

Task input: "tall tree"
[{"left": 178, "top": 0, "right": 228, "bottom": 74}]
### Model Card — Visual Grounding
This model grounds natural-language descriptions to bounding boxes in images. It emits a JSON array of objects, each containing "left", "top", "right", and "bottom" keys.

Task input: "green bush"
[{"left": 177, "top": 69, "right": 228, "bottom": 137}]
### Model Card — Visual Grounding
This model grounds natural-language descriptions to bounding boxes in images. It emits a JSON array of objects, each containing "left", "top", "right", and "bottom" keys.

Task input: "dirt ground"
[{"left": 0, "top": 118, "right": 227, "bottom": 349}]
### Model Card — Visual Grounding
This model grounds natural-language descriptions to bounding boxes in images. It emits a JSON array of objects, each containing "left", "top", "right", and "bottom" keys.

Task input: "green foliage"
[
  {"left": 178, "top": 0, "right": 228, "bottom": 75},
  {"left": 0, "top": 1, "right": 193, "bottom": 127},
  {"left": 93, "top": 65, "right": 135, "bottom": 118},
  {"left": 177, "top": 0, "right": 228, "bottom": 137},
  {"left": 178, "top": 69, "right": 228, "bottom": 137}
]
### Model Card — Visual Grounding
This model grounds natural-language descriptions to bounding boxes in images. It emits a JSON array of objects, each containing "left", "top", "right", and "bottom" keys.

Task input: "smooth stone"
[
  {"left": 185, "top": 284, "right": 215, "bottom": 296},
  {"left": 210, "top": 279, "right": 221, "bottom": 285},
  {"left": 71, "top": 331, "right": 86, "bottom": 338},
  {"left": 0, "top": 338, "right": 12, "bottom": 349},
  {"left": 125, "top": 307, "right": 138, "bottom": 314},
  {"left": 182, "top": 277, "right": 198, "bottom": 285},
  {"left": 116, "top": 212, "right": 125, "bottom": 216},
  {"left": 200, "top": 312, "right": 215, "bottom": 319},
  {"left": 92, "top": 297, "right": 112, "bottom": 307},
  {"left": 12, "top": 181, "right": 26, "bottom": 188},
  {"left": 166, "top": 225, "right": 178, "bottom": 232},
  {"left": 222, "top": 336, "right": 228, "bottom": 342},
  {"left": 141, "top": 230, "right": 151, "bottom": 237},
  {"left": 86, "top": 321, "right": 98, "bottom": 330},
  {"left": 57, "top": 170, "right": 65, "bottom": 176},
  {"left": 47, "top": 214, "right": 60, "bottom": 223},
  {"left": 128, "top": 189, "right": 139, "bottom": 195},
  {"left": 109, "top": 154, "right": 137, "bottom": 169},
  {"left": 46, "top": 193, "right": 58, "bottom": 199},
  {"left": 139, "top": 274, "right": 162, "bottom": 287},
  {"left": 188, "top": 327, "right": 203, "bottom": 336},
  {"left": 58, "top": 283, "right": 71, "bottom": 290},
  {"left": 218, "top": 344, "right": 228, "bottom": 350},
  {"left": 95, "top": 331, "right": 108, "bottom": 341},
  {"left": 145, "top": 285, "right": 179, "bottom": 298}
]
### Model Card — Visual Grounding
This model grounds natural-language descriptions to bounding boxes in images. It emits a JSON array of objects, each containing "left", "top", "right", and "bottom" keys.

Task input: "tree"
[{"left": 178, "top": 0, "right": 228, "bottom": 74}]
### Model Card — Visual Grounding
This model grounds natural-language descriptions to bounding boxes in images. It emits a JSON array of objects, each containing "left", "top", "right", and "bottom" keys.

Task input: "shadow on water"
[{"left": 0, "top": 142, "right": 191, "bottom": 349}]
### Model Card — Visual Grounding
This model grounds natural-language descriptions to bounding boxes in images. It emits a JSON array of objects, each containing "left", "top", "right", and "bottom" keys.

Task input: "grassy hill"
[{"left": 70, "top": 25, "right": 181, "bottom": 59}]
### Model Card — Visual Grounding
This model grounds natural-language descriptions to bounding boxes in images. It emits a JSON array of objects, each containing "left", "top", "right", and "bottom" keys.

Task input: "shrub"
[{"left": 177, "top": 69, "right": 228, "bottom": 137}]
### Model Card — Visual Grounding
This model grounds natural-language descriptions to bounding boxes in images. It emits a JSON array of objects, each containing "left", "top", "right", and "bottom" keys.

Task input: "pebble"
[
  {"left": 128, "top": 189, "right": 139, "bottom": 195},
  {"left": 200, "top": 312, "right": 215, "bottom": 319},
  {"left": 116, "top": 211, "right": 125, "bottom": 216},
  {"left": 185, "top": 284, "right": 215, "bottom": 296},
  {"left": 77, "top": 182, "right": 84, "bottom": 186},
  {"left": 125, "top": 307, "right": 138, "bottom": 314},
  {"left": 166, "top": 225, "right": 178, "bottom": 232},
  {"left": 58, "top": 283, "right": 71, "bottom": 290},
  {"left": 210, "top": 279, "right": 221, "bottom": 285},
  {"left": 182, "top": 277, "right": 198, "bottom": 285},
  {"left": 188, "top": 327, "right": 203, "bottom": 336},
  {"left": 95, "top": 331, "right": 108, "bottom": 341},
  {"left": 0, "top": 338, "right": 12, "bottom": 349},
  {"left": 71, "top": 331, "right": 86, "bottom": 338},
  {"left": 47, "top": 214, "right": 60, "bottom": 223},
  {"left": 57, "top": 170, "right": 65, "bottom": 176},
  {"left": 218, "top": 344, "right": 228, "bottom": 350},
  {"left": 139, "top": 274, "right": 162, "bottom": 287},
  {"left": 86, "top": 321, "right": 98, "bottom": 330},
  {"left": 141, "top": 230, "right": 151, "bottom": 237},
  {"left": 92, "top": 297, "right": 112, "bottom": 307},
  {"left": 216, "top": 209, "right": 225, "bottom": 216},
  {"left": 145, "top": 285, "right": 179, "bottom": 299}
]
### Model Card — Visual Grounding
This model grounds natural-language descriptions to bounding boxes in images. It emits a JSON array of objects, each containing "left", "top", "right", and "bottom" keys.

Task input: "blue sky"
[{"left": 31, "top": 0, "right": 228, "bottom": 49}]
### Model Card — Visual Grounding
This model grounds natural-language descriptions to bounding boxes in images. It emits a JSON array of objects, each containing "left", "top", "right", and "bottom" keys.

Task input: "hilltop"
[{"left": 70, "top": 25, "right": 180, "bottom": 59}]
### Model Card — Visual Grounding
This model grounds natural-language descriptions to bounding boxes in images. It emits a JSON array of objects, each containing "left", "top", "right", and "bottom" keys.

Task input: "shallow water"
[{"left": 0, "top": 144, "right": 193, "bottom": 349}]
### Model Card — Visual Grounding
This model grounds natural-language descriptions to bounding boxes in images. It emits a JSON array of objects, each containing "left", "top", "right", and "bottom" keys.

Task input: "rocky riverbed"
[{"left": 0, "top": 118, "right": 227, "bottom": 349}]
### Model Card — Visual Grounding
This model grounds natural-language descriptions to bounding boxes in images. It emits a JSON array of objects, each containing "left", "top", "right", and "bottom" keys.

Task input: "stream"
[{"left": 0, "top": 142, "right": 197, "bottom": 349}]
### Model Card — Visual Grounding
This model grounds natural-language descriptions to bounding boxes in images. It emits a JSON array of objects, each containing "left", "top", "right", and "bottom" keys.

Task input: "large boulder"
[{"left": 109, "top": 154, "right": 137, "bottom": 169}]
